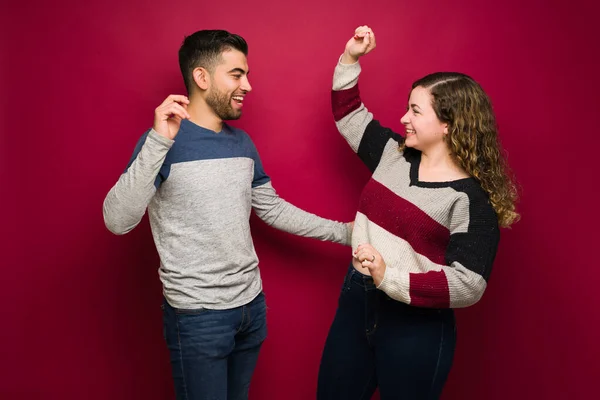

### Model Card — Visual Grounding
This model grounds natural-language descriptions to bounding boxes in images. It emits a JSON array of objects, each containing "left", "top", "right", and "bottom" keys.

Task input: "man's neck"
[{"left": 187, "top": 98, "right": 223, "bottom": 133}]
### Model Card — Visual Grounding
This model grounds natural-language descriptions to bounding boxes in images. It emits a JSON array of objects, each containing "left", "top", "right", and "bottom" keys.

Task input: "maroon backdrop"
[{"left": 3, "top": 0, "right": 599, "bottom": 398}]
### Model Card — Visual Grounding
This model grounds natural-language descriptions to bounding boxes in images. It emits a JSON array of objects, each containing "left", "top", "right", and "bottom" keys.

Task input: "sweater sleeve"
[
  {"left": 248, "top": 136, "right": 351, "bottom": 246},
  {"left": 377, "top": 194, "right": 500, "bottom": 308},
  {"left": 102, "top": 129, "right": 173, "bottom": 234},
  {"left": 252, "top": 182, "right": 352, "bottom": 245},
  {"left": 331, "top": 57, "right": 403, "bottom": 172}
]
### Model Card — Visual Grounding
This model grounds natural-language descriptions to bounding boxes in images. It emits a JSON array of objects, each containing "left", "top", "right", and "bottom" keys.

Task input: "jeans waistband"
[{"left": 346, "top": 263, "right": 377, "bottom": 290}]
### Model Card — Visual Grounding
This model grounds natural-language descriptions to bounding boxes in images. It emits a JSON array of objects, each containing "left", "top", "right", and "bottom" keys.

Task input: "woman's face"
[{"left": 400, "top": 86, "right": 448, "bottom": 151}]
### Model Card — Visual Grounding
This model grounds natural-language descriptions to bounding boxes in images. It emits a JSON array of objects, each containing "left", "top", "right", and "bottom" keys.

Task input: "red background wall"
[{"left": 3, "top": 0, "right": 599, "bottom": 398}]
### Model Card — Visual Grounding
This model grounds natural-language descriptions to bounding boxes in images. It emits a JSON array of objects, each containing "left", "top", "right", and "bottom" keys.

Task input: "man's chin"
[{"left": 222, "top": 112, "right": 242, "bottom": 121}]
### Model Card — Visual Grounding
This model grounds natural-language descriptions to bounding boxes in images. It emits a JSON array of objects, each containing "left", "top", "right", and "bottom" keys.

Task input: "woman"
[{"left": 317, "top": 26, "right": 519, "bottom": 400}]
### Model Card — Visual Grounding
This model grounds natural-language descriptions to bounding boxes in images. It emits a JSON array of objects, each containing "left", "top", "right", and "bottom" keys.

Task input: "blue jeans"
[
  {"left": 317, "top": 266, "right": 456, "bottom": 400},
  {"left": 162, "top": 292, "right": 267, "bottom": 400}
]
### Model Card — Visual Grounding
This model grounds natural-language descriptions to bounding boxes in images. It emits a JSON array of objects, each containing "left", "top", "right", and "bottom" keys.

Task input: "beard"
[{"left": 205, "top": 86, "right": 242, "bottom": 121}]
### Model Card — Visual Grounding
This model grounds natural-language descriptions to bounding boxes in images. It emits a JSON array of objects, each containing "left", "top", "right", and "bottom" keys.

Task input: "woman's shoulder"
[{"left": 450, "top": 179, "right": 496, "bottom": 216}]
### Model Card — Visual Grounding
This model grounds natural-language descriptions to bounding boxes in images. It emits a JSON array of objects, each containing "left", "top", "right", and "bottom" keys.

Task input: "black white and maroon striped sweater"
[{"left": 333, "top": 59, "right": 500, "bottom": 308}]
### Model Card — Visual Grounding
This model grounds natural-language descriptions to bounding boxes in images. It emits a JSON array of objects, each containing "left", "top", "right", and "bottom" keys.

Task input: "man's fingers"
[
  {"left": 172, "top": 103, "right": 191, "bottom": 119},
  {"left": 157, "top": 103, "right": 190, "bottom": 120},
  {"left": 157, "top": 95, "right": 190, "bottom": 109},
  {"left": 356, "top": 243, "right": 374, "bottom": 252},
  {"left": 167, "top": 94, "right": 190, "bottom": 104},
  {"left": 355, "top": 249, "right": 373, "bottom": 262}
]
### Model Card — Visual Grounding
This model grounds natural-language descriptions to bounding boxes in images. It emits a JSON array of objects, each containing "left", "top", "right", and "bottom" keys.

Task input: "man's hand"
[
  {"left": 341, "top": 25, "right": 377, "bottom": 64},
  {"left": 354, "top": 243, "right": 386, "bottom": 286},
  {"left": 153, "top": 95, "right": 191, "bottom": 140}
]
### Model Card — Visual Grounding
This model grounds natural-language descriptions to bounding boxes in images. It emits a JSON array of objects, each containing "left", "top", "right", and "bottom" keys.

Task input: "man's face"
[{"left": 205, "top": 49, "right": 252, "bottom": 120}]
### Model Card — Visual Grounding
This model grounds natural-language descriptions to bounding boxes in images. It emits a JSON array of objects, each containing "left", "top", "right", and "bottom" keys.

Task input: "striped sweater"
[{"left": 333, "top": 59, "right": 500, "bottom": 308}]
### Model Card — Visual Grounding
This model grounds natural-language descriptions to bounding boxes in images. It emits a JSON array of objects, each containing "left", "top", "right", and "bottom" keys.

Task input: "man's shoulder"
[
  {"left": 224, "top": 123, "right": 250, "bottom": 138},
  {"left": 224, "top": 124, "right": 259, "bottom": 151}
]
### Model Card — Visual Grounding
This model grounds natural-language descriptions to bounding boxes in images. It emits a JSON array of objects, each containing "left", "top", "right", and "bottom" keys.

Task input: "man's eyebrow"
[{"left": 228, "top": 68, "right": 248, "bottom": 75}]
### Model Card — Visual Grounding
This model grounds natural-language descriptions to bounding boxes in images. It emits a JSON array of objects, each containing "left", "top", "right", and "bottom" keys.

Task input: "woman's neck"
[{"left": 419, "top": 145, "right": 469, "bottom": 181}]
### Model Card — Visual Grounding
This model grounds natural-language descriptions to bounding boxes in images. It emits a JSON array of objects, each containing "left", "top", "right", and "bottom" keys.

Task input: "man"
[{"left": 103, "top": 30, "right": 351, "bottom": 400}]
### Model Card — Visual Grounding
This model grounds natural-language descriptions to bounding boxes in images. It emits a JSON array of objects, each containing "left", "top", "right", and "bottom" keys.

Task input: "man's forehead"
[{"left": 218, "top": 49, "right": 248, "bottom": 68}]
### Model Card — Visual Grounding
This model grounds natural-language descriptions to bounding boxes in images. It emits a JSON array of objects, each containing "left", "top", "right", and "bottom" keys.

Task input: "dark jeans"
[
  {"left": 317, "top": 266, "right": 456, "bottom": 400},
  {"left": 162, "top": 292, "right": 267, "bottom": 400}
]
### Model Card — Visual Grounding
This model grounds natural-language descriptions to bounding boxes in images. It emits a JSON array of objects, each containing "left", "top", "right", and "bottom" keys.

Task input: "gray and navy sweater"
[
  {"left": 103, "top": 119, "right": 351, "bottom": 310},
  {"left": 333, "top": 59, "right": 500, "bottom": 308}
]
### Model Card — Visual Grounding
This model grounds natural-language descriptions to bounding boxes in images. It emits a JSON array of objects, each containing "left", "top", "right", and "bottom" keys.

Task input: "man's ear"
[{"left": 192, "top": 67, "right": 210, "bottom": 91}]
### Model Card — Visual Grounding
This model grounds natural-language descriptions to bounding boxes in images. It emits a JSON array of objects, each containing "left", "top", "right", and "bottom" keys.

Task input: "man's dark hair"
[{"left": 178, "top": 30, "right": 248, "bottom": 93}]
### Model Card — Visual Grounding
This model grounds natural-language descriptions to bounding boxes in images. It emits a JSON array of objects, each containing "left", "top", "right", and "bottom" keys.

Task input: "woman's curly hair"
[{"left": 403, "top": 72, "right": 519, "bottom": 227}]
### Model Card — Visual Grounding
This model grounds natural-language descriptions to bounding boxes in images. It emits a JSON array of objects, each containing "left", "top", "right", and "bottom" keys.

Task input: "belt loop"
[{"left": 343, "top": 264, "right": 353, "bottom": 291}]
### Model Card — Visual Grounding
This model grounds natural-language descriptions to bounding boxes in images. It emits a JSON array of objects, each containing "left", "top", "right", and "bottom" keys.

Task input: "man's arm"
[
  {"left": 252, "top": 181, "right": 352, "bottom": 245},
  {"left": 102, "top": 95, "right": 189, "bottom": 234}
]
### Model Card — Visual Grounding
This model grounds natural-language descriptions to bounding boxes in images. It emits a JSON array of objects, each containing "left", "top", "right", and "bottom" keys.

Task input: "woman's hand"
[
  {"left": 354, "top": 243, "right": 386, "bottom": 286},
  {"left": 342, "top": 25, "right": 377, "bottom": 64}
]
